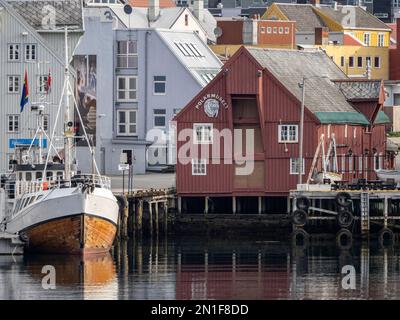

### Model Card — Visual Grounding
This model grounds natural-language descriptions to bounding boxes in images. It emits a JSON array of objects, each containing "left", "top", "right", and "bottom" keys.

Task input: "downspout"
[{"left": 145, "top": 30, "right": 151, "bottom": 137}]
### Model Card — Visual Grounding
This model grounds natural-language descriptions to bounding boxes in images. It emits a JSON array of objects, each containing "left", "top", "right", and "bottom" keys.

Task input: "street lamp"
[{"left": 297, "top": 75, "right": 328, "bottom": 186}]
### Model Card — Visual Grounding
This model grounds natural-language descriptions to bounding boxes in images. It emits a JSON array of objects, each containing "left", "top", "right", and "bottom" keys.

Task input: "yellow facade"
[{"left": 318, "top": 45, "right": 389, "bottom": 80}]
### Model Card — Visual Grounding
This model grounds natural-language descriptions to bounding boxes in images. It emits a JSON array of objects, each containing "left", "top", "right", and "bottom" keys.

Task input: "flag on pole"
[
  {"left": 45, "top": 69, "right": 52, "bottom": 94},
  {"left": 20, "top": 70, "right": 29, "bottom": 112}
]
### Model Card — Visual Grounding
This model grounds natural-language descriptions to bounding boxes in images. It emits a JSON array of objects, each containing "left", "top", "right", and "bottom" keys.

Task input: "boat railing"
[{"left": 71, "top": 174, "right": 112, "bottom": 190}]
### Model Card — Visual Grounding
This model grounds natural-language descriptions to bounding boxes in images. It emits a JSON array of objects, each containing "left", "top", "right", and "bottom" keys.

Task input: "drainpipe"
[{"left": 145, "top": 30, "right": 151, "bottom": 137}]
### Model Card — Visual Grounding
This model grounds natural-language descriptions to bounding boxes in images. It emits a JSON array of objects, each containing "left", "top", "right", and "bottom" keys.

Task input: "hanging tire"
[
  {"left": 337, "top": 210, "right": 354, "bottom": 228},
  {"left": 296, "top": 196, "right": 310, "bottom": 211},
  {"left": 292, "top": 209, "right": 308, "bottom": 227},
  {"left": 336, "top": 192, "right": 352, "bottom": 208},
  {"left": 379, "top": 228, "right": 394, "bottom": 247},
  {"left": 336, "top": 229, "right": 353, "bottom": 250},
  {"left": 292, "top": 228, "right": 310, "bottom": 247}
]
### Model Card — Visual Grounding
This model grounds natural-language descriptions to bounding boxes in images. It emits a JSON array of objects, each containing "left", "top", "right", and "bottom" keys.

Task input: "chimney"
[
  {"left": 148, "top": 0, "right": 160, "bottom": 22},
  {"left": 193, "top": 0, "right": 204, "bottom": 22},
  {"left": 310, "top": 0, "right": 320, "bottom": 7},
  {"left": 333, "top": 1, "right": 338, "bottom": 11},
  {"left": 315, "top": 27, "right": 329, "bottom": 45},
  {"left": 243, "top": 19, "right": 257, "bottom": 45}
]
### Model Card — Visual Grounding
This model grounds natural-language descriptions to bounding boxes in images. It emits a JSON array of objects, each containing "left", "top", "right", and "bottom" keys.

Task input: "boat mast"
[{"left": 64, "top": 26, "right": 73, "bottom": 181}]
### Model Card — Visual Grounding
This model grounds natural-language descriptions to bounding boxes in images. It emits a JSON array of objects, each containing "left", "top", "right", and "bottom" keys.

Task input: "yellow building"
[{"left": 262, "top": 3, "right": 392, "bottom": 80}]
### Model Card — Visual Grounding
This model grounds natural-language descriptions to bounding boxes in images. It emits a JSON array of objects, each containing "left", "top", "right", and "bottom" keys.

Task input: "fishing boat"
[{"left": 0, "top": 28, "right": 119, "bottom": 255}]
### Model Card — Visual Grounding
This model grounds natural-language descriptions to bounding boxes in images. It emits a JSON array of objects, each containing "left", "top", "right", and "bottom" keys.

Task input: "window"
[
  {"left": 279, "top": 27, "right": 283, "bottom": 34},
  {"left": 374, "top": 56, "right": 381, "bottom": 68},
  {"left": 37, "top": 75, "right": 49, "bottom": 93},
  {"left": 260, "top": 27, "right": 265, "bottom": 34},
  {"left": 192, "top": 159, "right": 206, "bottom": 176},
  {"left": 25, "top": 44, "right": 36, "bottom": 61},
  {"left": 174, "top": 42, "right": 203, "bottom": 57},
  {"left": 364, "top": 33, "right": 370, "bottom": 46},
  {"left": 8, "top": 44, "right": 19, "bottom": 61},
  {"left": 349, "top": 56, "right": 354, "bottom": 68},
  {"left": 185, "top": 14, "right": 189, "bottom": 26},
  {"left": 6, "top": 154, "right": 15, "bottom": 171},
  {"left": 366, "top": 56, "right": 372, "bottom": 67},
  {"left": 290, "top": 158, "right": 305, "bottom": 175},
  {"left": 117, "top": 110, "right": 137, "bottom": 136},
  {"left": 394, "top": 93, "right": 400, "bottom": 106},
  {"left": 117, "top": 41, "right": 138, "bottom": 68},
  {"left": 193, "top": 124, "right": 213, "bottom": 144},
  {"left": 8, "top": 115, "right": 19, "bottom": 133},
  {"left": 285, "top": 27, "right": 289, "bottom": 34},
  {"left": 267, "top": 27, "right": 272, "bottom": 33},
  {"left": 153, "top": 109, "right": 166, "bottom": 128},
  {"left": 273, "top": 27, "right": 277, "bottom": 33},
  {"left": 357, "top": 56, "right": 363, "bottom": 68},
  {"left": 278, "top": 124, "right": 298, "bottom": 143},
  {"left": 173, "top": 108, "right": 181, "bottom": 115},
  {"left": 340, "top": 56, "right": 345, "bottom": 67},
  {"left": 117, "top": 76, "right": 137, "bottom": 101},
  {"left": 378, "top": 33, "right": 385, "bottom": 47},
  {"left": 153, "top": 76, "right": 166, "bottom": 94},
  {"left": 8, "top": 76, "right": 20, "bottom": 93},
  {"left": 40, "top": 114, "right": 49, "bottom": 132}
]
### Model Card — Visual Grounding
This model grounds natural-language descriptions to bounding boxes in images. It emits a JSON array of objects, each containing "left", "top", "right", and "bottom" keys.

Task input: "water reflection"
[{"left": 1, "top": 236, "right": 400, "bottom": 299}]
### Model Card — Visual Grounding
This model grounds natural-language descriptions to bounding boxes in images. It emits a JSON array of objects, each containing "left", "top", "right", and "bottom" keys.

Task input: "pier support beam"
[
  {"left": 384, "top": 196, "right": 388, "bottom": 228},
  {"left": 149, "top": 202, "right": 153, "bottom": 236},
  {"left": 164, "top": 203, "right": 168, "bottom": 234},
  {"left": 155, "top": 202, "right": 159, "bottom": 235},
  {"left": 137, "top": 200, "right": 143, "bottom": 233},
  {"left": 232, "top": 197, "right": 236, "bottom": 215},
  {"left": 258, "top": 197, "right": 262, "bottom": 215},
  {"left": 177, "top": 197, "right": 182, "bottom": 214},
  {"left": 204, "top": 197, "right": 209, "bottom": 215},
  {"left": 287, "top": 196, "right": 291, "bottom": 214}
]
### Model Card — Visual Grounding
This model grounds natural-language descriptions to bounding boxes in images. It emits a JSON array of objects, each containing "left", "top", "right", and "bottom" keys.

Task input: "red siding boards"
[{"left": 175, "top": 47, "right": 387, "bottom": 197}]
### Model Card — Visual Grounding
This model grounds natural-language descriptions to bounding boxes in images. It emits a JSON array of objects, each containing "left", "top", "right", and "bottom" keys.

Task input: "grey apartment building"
[
  {"left": 74, "top": 7, "right": 222, "bottom": 174},
  {"left": 0, "top": 0, "right": 83, "bottom": 174}
]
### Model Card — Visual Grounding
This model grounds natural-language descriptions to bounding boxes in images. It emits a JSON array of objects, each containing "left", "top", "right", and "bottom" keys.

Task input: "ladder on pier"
[{"left": 361, "top": 192, "right": 370, "bottom": 236}]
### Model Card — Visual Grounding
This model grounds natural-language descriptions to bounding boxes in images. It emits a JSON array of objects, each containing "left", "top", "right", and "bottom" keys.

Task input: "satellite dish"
[
  {"left": 214, "top": 26, "right": 223, "bottom": 38},
  {"left": 123, "top": 4, "right": 133, "bottom": 15}
]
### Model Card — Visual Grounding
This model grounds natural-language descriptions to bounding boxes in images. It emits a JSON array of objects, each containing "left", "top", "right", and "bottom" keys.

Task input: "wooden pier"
[{"left": 290, "top": 182, "right": 400, "bottom": 247}]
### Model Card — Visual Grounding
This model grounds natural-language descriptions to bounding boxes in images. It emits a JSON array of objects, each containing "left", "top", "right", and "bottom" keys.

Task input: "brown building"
[
  {"left": 211, "top": 18, "right": 296, "bottom": 58},
  {"left": 389, "top": 18, "right": 400, "bottom": 80},
  {"left": 174, "top": 47, "right": 392, "bottom": 214}
]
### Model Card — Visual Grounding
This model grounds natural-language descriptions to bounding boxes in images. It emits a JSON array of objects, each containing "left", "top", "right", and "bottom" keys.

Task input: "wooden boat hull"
[{"left": 23, "top": 214, "right": 117, "bottom": 255}]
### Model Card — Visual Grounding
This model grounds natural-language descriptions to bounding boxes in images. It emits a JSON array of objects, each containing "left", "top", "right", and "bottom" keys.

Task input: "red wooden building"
[{"left": 174, "top": 47, "right": 392, "bottom": 214}]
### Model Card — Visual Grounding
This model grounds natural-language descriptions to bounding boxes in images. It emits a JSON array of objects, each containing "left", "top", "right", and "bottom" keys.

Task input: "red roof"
[
  {"left": 343, "top": 33, "right": 364, "bottom": 46},
  {"left": 129, "top": 0, "right": 175, "bottom": 8}
]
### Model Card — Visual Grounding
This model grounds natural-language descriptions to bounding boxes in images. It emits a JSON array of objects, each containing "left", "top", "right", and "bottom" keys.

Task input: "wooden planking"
[{"left": 24, "top": 214, "right": 117, "bottom": 255}]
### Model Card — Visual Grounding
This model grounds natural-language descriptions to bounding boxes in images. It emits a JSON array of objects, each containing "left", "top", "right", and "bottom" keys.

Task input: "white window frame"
[
  {"left": 278, "top": 124, "right": 298, "bottom": 143},
  {"left": 153, "top": 109, "right": 166, "bottom": 128},
  {"left": 340, "top": 56, "right": 345, "bottom": 67},
  {"left": 191, "top": 159, "right": 207, "bottom": 176},
  {"left": 349, "top": 56, "right": 355, "bottom": 68},
  {"left": 260, "top": 26, "right": 265, "bottom": 34},
  {"left": 290, "top": 158, "right": 305, "bottom": 175},
  {"left": 273, "top": 27, "right": 277, "bottom": 34},
  {"left": 41, "top": 114, "right": 49, "bottom": 132},
  {"left": 8, "top": 115, "right": 20, "bottom": 133},
  {"left": 117, "top": 109, "right": 137, "bottom": 136},
  {"left": 25, "top": 44, "right": 36, "bottom": 61},
  {"left": 279, "top": 27, "right": 283, "bottom": 34},
  {"left": 8, "top": 75, "right": 20, "bottom": 93},
  {"left": 364, "top": 33, "right": 371, "bottom": 46},
  {"left": 117, "top": 76, "right": 137, "bottom": 102},
  {"left": 285, "top": 27, "right": 289, "bottom": 34},
  {"left": 267, "top": 27, "right": 272, "bottom": 34},
  {"left": 193, "top": 123, "right": 213, "bottom": 145},
  {"left": 357, "top": 56, "right": 363, "bottom": 68},
  {"left": 8, "top": 44, "right": 20, "bottom": 61},
  {"left": 116, "top": 40, "right": 138, "bottom": 68},
  {"left": 6, "top": 153, "right": 16, "bottom": 171},
  {"left": 377, "top": 33, "right": 385, "bottom": 47},
  {"left": 153, "top": 76, "right": 166, "bottom": 95}
]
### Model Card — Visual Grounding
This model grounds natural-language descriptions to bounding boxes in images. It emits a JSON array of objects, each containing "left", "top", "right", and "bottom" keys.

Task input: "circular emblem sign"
[{"left": 203, "top": 98, "right": 220, "bottom": 118}]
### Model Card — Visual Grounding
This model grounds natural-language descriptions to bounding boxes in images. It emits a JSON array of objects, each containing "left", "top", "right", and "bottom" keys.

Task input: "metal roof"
[
  {"left": 6, "top": 0, "right": 83, "bottom": 31},
  {"left": 274, "top": 4, "right": 326, "bottom": 32},
  {"left": 246, "top": 47, "right": 385, "bottom": 125},
  {"left": 334, "top": 80, "right": 382, "bottom": 101}
]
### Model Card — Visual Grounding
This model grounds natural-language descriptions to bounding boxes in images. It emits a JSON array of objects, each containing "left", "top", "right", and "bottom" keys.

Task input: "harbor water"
[{"left": 1, "top": 236, "right": 400, "bottom": 300}]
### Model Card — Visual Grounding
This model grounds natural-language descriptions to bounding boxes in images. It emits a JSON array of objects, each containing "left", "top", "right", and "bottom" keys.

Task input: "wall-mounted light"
[{"left": 256, "top": 70, "right": 262, "bottom": 78}]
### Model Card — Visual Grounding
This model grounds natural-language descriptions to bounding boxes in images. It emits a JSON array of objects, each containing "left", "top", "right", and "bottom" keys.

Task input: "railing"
[{"left": 1, "top": 173, "right": 112, "bottom": 199}]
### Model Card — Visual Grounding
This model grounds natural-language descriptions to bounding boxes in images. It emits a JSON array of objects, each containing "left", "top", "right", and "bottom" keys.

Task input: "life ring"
[
  {"left": 296, "top": 196, "right": 310, "bottom": 211},
  {"left": 336, "top": 229, "right": 353, "bottom": 250},
  {"left": 378, "top": 228, "right": 394, "bottom": 247},
  {"left": 336, "top": 192, "right": 352, "bottom": 208},
  {"left": 337, "top": 210, "right": 354, "bottom": 228},
  {"left": 292, "top": 209, "right": 308, "bottom": 227},
  {"left": 42, "top": 182, "right": 49, "bottom": 190}
]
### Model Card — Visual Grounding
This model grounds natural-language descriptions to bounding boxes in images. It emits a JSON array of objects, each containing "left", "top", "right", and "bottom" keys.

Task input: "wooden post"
[
  {"left": 287, "top": 196, "right": 291, "bottom": 214},
  {"left": 258, "top": 196, "right": 262, "bottom": 215},
  {"left": 232, "top": 197, "right": 236, "bottom": 214},
  {"left": 204, "top": 197, "right": 209, "bottom": 215},
  {"left": 384, "top": 196, "right": 388, "bottom": 228},
  {"left": 137, "top": 200, "right": 143, "bottom": 233},
  {"left": 178, "top": 197, "right": 182, "bottom": 214},
  {"left": 155, "top": 201, "right": 159, "bottom": 235},
  {"left": 122, "top": 198, "right": 129, "bottom": 239},
  {"left": 149, "top": 201, "right": 153, "bottom": 236},
  {"left": 164, "top": 202, "right": 168, "bottom": 234}
]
